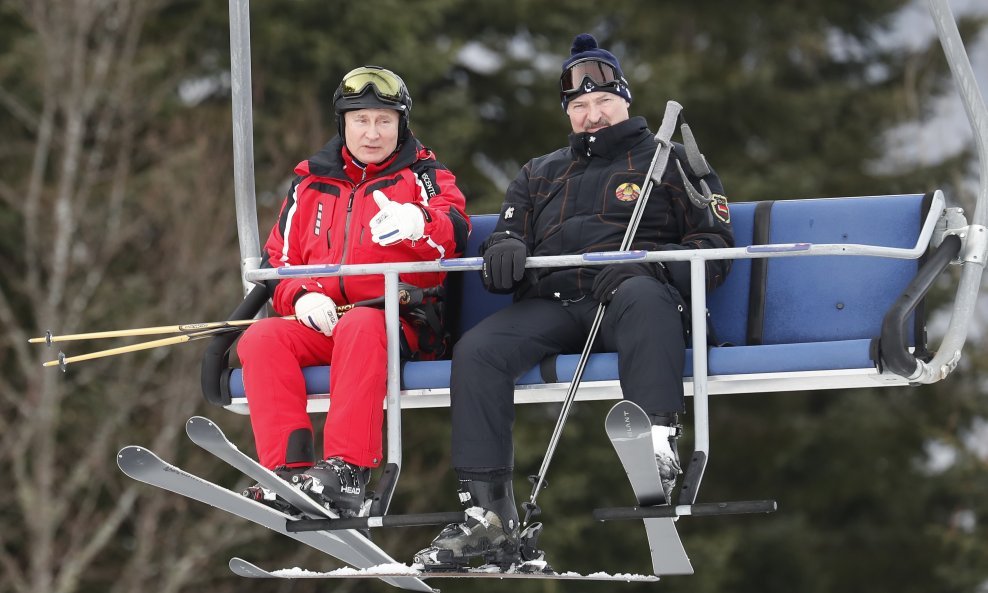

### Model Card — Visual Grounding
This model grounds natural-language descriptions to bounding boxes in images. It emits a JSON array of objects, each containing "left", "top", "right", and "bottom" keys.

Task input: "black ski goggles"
[
  {"left": 560, "top": 58, "right": 623, "bottom": 96},
  {"left": 339, "top": 67, "right": 405, "bottom": 104}
]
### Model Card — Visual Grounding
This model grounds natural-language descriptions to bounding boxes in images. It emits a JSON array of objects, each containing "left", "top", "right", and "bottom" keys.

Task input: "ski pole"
[
  {"left": 39, "top": 285, "right": 444, "bottom": 368},
  {"left": 29, "top": 317, "right": 292, "bottom": 345},
  {"left": 30, "top": 285, "right": 441, "bottom": 345},
  {"left": 522, "top": 100, "right": 684, "bottom": 526},
  {"left": 42, "top": 326, "right": 241, "bottom": 370}
]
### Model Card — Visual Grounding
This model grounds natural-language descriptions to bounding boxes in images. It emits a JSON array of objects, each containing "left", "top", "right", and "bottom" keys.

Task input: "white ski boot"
[{"left": 652, "top": 419, "right": 683, "bottom": 503}]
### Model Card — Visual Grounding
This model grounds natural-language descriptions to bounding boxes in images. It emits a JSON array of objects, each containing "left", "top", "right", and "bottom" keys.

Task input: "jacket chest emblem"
[{"left": 615, "top": 182, "right": 641, "bottom": 202}]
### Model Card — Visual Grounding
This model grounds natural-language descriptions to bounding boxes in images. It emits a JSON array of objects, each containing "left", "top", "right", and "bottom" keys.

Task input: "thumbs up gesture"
[{"left": 369, "top": 190, "right": 426, "bottom": 246}]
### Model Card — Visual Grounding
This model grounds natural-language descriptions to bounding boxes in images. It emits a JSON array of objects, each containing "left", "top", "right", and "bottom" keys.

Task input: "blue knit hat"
[{"left": 560, "top": 33, "right": 632, "bottom": 111}]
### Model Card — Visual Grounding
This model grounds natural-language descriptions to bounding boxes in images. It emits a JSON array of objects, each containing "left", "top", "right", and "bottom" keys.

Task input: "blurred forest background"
[{"left": 1, "top": 1, "right": 987, "bottom": 592}]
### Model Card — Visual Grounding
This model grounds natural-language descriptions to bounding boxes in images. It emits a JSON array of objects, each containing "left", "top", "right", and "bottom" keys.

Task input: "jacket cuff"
[{"left": 482, "top": 231, "right": 526, "bottom": 253}]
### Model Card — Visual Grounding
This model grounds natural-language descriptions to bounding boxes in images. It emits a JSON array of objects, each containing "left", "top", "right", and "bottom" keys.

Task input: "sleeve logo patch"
[{"left": 711, "top": 194, "right": 730, "bottom": 223}]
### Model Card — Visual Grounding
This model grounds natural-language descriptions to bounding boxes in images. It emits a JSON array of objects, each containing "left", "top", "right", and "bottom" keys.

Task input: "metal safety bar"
[{"left": 243, "top": 190, "right": 946, "bottom": 285}]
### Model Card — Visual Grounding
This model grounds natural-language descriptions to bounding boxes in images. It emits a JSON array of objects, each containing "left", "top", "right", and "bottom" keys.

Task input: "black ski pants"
[{"left": 450, "top": 276, "right": 685, "bottom": 472}]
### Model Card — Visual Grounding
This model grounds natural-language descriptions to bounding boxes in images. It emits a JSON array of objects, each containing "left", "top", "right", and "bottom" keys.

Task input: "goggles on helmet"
[
  {"left": 559, "top": 58, "right": 624, "bottom": 96},
  {"left": 339, "top": 66, "right": 407, "bottom": 107}
]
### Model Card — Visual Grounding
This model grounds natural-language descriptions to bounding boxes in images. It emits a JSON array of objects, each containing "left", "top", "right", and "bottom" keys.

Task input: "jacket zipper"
[
  {"left": 338, "top": 167, "right": 372, "bottom": 303},
  {"left": 338, "top": 188, "right": 357, "bottom": 302}
]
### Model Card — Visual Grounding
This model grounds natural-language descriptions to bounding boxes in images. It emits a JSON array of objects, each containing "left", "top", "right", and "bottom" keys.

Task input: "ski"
[
  {"left": 183, "top": 416, "right": 435, "bottom": 591},
  {"left": 116, "top": 445, "right": 434, "bottom": 592},
  {"left": 228, "top": 556, "right": 660, "bottom": 583},
  {"left": 604, "top": 400, "right": 694, "bottom": 575},
  {"left": 184, "top": 416, "right": 342, "bottom": 521}
]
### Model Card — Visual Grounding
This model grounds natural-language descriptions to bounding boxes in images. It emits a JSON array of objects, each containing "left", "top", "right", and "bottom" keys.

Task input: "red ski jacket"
[{"left": 262, "top": 135, "right": 470, "bottom": 315}]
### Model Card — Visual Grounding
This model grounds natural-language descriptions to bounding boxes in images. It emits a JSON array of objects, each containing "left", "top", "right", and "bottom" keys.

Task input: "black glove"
[
  {"left": 482, "top": 237, "right": 527, "bottom": 292},
  {"left": 591, "top": 262, "right": 664, "bottom": 304}
]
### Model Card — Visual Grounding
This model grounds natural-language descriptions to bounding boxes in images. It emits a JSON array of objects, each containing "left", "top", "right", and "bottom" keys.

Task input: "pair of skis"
[
  {"left": 118, "top": 404, "right": 668, "bottom": 589},
  {"left": 119, "top": 417, "right": 435, "bottom": 592}
]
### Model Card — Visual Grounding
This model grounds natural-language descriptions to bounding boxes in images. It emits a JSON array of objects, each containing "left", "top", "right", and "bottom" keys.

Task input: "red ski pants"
[{"left": 237, "top": 307, "right": 417, "bottom": 469}]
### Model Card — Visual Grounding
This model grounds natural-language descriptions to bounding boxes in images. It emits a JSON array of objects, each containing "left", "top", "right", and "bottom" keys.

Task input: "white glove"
[
  {"left": 294, "top": 292, "right": 339, "bottom": 336},
  {"left": 370, "top": 190, "right": 425, "bottom": 246}
]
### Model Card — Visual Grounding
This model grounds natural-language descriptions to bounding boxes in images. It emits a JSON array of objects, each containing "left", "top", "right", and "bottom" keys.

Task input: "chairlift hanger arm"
[{"left": 901, "top": 0, "right": 988, "bottom": 384}]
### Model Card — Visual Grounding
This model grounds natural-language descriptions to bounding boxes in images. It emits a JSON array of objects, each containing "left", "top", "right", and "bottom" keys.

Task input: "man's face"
[
  {"left": 565, "top": 91, "right": 630, "bottom": 134},
  {"left": 344, "top": 108, "right": 400, "bottom": 164}
]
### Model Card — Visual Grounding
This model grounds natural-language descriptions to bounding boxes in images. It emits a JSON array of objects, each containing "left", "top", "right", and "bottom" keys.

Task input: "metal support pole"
[
  {"left": 678, "top": 257, "right": 710, "bottom": 505},
  {"left": 689, "top": 257, "right": 710, "bottom": 455},
  {"left": 228, "top": 0, "right": 262, "bottom": 293},
  {"left": 379, "top": 271, "right": 402, "bottom": 515}
]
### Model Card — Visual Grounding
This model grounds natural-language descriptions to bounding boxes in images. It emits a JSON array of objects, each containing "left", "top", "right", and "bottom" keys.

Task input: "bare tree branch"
[
  {"left": 0, "top": 528, "right": 29, "bottom": 593},
  {"left": 0, "top": 286, "right": 37, "bottom": 379},
  {"left": 0, "top": 85, "right": 38, "bottom": 132},
  {"left": 22, "top": 93, "right": 56, "bottom": 311},
  {"left": 52, "top": 490, "right": 139, "bottom": 593}
]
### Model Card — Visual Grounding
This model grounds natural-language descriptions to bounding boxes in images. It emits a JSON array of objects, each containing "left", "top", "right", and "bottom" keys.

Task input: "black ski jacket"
[{"left": 482, "top": 116, "right": 734, "bottom": 301}]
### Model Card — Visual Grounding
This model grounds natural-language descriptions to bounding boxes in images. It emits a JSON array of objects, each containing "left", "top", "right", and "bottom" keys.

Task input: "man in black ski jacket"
[{"left": 415, "top": 33, "right": 734, "bottom": 570}]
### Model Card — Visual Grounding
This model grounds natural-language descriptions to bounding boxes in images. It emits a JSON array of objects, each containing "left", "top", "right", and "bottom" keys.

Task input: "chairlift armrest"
[
  {"left": 877, "top": 234, "right": 961, "bottom": 378},
  {"left": 200, "top": 283, "right": 270, "bottom": 406}
]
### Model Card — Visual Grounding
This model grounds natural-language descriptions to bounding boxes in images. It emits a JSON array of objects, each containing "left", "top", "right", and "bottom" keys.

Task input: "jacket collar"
[
  {"left": 300, "top": 134, "right": 422, "bottom": 181},
  {"left": 568, "top": 116, "right": 651, "bottom": 161}
]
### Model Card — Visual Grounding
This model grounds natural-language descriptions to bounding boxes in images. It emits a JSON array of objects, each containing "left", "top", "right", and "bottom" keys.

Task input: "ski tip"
[
  {"left": 117, "top": 445, "right": 146, "bottom": 458},
  {"left": 605, "top": 399, "right": 647, "bottom": 420},
  {"left": 604, "top": 400, "right": 651, "bottom": 436},
  {"left": 186, "top": 416, "right": 221, "bottom": 438},
  {"left": 116, "top": 445, "right": 158, "bottom": 473},
  {"left": 609, "top": 400, "right": 646, "bottom": 413},
  {"left": 229, "top": 557, "right": 268, "bottom": 578}
]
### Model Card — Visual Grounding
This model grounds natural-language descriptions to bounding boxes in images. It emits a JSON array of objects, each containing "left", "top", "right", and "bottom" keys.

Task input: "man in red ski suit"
[{"left": 238, "top": 66, "right": 470, "bottom": 517}]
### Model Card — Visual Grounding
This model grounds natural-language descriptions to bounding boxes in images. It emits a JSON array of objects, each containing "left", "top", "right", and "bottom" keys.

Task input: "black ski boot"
[
  {"left": 651, "top": 413, "right": 683, "bottom": 503},
  {"left": 414, "top": 479, "right": 522, "bottom": 571},
  {"left": 242, "top": 429, "right": 315, "bottom": 515},
  {"left": 242, "top": 465, "right": 309, "bottom": 515},
  {"left": 292, "top": 457, "right": 370, "bottom": 518}
]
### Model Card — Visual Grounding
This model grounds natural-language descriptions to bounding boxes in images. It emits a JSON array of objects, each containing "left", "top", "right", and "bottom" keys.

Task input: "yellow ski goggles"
[{"left": 339, "top": 66, "right": 406, "bottom": 104}]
